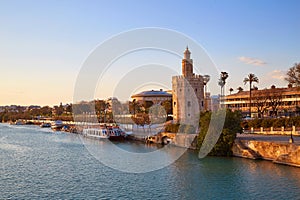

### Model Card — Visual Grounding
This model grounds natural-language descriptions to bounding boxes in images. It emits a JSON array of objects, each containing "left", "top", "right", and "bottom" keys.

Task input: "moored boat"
[
  {"left": 51, "top": 120, "right": 63, "bottom": 131},
  {"left": 40, "top": 123, "right": 51, "bottom": 128},
  {"left": 13, "top": 120, "right": 25, "bottom": 125},
  {"left": 107, "top": 126, "right": 125, "bottom": 141},
  {"left": 82, "top": 125, "right": 125, "bottom": 140},
  {"left": 82, "top": 128, "right": 109, "bottom": 139}
]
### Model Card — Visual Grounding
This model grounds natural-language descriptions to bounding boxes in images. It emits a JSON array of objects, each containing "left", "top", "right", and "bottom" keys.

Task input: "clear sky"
[{"left": 0, "top": 0, "right": 299, "bottom": 106}]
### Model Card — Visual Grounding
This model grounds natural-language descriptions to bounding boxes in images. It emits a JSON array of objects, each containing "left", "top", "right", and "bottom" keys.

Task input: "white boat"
[
  {"left": 51, "top": 120, "right": 63, "bottom": 131},
  {"left": 82, "top": 128, "right": 109, "bottom": 139}
]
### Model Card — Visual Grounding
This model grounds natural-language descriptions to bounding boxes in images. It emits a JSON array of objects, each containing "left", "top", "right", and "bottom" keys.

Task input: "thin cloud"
[
  {"left": 238, "top": 56, "right": 267, "bottom": 66},
  {"left": 268, "top": 70, "right": 285, "bottom": 80}
]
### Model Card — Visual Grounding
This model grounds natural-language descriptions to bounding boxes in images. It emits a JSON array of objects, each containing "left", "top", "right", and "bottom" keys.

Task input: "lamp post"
[{"left": 289, "top": 120, "right": 294, "bottom": 143}]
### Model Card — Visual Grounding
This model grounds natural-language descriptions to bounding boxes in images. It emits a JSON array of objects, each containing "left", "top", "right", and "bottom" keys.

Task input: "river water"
[{"left": 1, "top": 123, "right": 300, "bottom": 199}]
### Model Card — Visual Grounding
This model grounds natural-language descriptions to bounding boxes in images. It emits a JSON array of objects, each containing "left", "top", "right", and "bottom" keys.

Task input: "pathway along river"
[{"left": 1, "top": 123, "right": 300, "bottom": 199}]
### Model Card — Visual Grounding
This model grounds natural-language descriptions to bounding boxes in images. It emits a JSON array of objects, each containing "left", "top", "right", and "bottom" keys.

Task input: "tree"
[
  {"left": 95, "top": 100, "right": 109, "bottom": 122},
  {"left": 229, "top": 88, "right": 234, "bottom": 94},
  {"left": 243, "top": 73, "right": 259, "bottom": 117},
  {"left": 218, "top": 72, "right": 229, "bottom": 107},
  {"left": 237, "top": 86, "right": 243, "bottom": 93},
  {"left": 161, "top": 100, "right": 172, "bottom": 117},
  {"left": 252, "top": 90, "right": 269, "bottom": 118},
  {"left": 53, "top": 103, "right": 64, "bottom": 116},
  {"left": 142, "top": 101, "right": 154, "bottom": 113},
  {"left": 218, "top": 72, "right": 229, "bottom": 96},
  {"left": 268, "top": 87, "right": 283, "bottom": 117},
  {"left": 285, "top": 63, "right": 300, "bottom": 86},
  {"left": 198, "top": 110, "right": 242, "bottom": 156},
  {"left": 129, "top": 99, "right": 142, "bottom": 116},
  {"left": 40, "top": 106, "right": 53, "bottom": 117}
]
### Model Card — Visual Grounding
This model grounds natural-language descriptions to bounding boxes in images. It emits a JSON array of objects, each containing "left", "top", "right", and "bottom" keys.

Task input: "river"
[{"left": 1, "top": 123, "right": 300, "bottom": 199}]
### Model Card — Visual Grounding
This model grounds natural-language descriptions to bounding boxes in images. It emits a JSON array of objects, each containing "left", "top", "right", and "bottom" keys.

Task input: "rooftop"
[{"left": 131, "top": 90, "right": 172, "bottom": 98}]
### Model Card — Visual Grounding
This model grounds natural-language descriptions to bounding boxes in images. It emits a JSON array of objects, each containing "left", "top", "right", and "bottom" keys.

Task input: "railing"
[{"left": 244, "top": 126, "right": 300, "bottom": 136}]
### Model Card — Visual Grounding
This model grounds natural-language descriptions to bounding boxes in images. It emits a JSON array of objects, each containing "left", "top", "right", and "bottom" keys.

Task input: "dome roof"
[{"left": 131, "top": 90, "right": 172, "bottom": 98}]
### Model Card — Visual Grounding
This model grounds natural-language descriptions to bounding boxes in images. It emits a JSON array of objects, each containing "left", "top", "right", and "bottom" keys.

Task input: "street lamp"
[
  {"left": 289, "top": 118, "right": 294, "bottom": 143},
  {"left": 203, "top": 75, "right": 210, "bottom": 95}
]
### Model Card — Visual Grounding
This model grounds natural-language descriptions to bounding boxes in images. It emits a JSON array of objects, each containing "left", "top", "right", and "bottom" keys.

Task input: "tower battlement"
[{"left": 172, "top": 74, "right": 203, "bottom": 81}]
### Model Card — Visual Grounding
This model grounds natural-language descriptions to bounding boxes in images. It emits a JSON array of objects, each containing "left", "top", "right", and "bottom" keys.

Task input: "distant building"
[
  {"left": 0, "top": 105, "right": 27, "bottom": 113},
  {"left": 131, "top": 89, "right": 172, "bottom": 104},
  {"left": 27, "top": 105, "right": 41, "bottom": 111},
  {"left": 224, "top": 85, "right": 300, "bottom": 117},
  {"left": 172, "top": 47, "right": 204, "bottom": 123}
]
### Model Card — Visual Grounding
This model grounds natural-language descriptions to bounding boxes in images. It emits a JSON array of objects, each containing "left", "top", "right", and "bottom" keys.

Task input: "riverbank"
[
  {"left": 5, "top": 121, "right": 300, "bottom": 168},
  {"left": 232, "top": 134, "right": 300, "bottom": 167}
]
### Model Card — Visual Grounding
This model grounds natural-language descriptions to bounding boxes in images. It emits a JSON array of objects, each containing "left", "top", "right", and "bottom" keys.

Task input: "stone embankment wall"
[
  {"left": 172, "top": 134, "right": 198, "bottom": 150},
  {"left": 232, "top": 139, "right": 300, "bottom": 167}
]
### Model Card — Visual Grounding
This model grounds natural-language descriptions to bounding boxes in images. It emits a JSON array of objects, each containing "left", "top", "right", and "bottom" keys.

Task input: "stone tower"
[{"left": 172, "top": 47, "right": 204, "bottom": 124}]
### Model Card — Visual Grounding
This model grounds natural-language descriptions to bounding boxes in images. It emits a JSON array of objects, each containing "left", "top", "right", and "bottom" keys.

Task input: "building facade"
[
  {"left": 172, "top": 47, "right": 204, "bottom": 123},
  {"left": 224, "top": 85, "right": 300, "bottom": 117}
]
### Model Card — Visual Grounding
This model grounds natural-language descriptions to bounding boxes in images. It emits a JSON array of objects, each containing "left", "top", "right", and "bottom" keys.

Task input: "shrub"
[
  {"left": 261, "top": 118, "right": 273, "bottom": 128},
  {"left": 247, "top": 118, "right": 262, "bottom": 128},
  {"left": 164, "top": 123, "right": 180, "bottom": 133},
  {"left": 272, "top": 118, "right": 287, "bottom": 128}
]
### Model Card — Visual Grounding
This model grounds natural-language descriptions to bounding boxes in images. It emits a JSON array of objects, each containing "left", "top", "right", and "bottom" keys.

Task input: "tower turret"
[
  {"left": 182, "top": 46, "right": 193, "bottom": 77},
  {"left": 184, "top": 46, "right": 191, "bottom": 60}
]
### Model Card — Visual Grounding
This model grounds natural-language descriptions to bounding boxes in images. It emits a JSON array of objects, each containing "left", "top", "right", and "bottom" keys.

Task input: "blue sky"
[{"left": 0, "top": 0, "right": 300, "bottom": 105}]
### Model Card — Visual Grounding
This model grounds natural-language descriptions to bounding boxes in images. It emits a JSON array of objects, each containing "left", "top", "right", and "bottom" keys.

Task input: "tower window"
[
  {"left": 188, "top": 101, "right": 191, "bottom": 107},
  {"left": 195, "top": 88, "right": 197, "bottom": 92},
  {"left": 174, "top": 102, "right": 176, "bottom": 107}
]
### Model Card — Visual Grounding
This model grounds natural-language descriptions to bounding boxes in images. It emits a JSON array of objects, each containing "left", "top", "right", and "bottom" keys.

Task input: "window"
[
  {"left": 188, "top": 101, "right": 191, "bottom": 107},
  {"left": 174, "top": 102, "right": 176, "bottom": 107}
]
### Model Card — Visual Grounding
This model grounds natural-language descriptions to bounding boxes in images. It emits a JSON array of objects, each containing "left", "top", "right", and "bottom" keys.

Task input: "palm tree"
[
  {"left": 229, "top": 88, "right": 234, "bottom": 94},
  {"left": 218, "top": 72, "right": 229, "bottom": 96},
  {"left": 218, "top": 72, "right": 229, "bottom": 108},
  {"left": 243, "top": 73, "right": 259, "bottom": 117}
]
